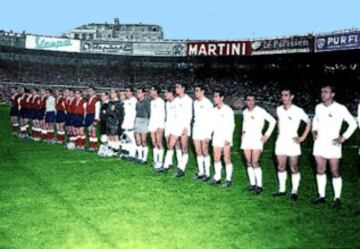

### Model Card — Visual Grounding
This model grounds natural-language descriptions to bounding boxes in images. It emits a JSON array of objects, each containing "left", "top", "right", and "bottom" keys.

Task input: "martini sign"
[{"left": 26, "top": 35, "right": 80, "bottom": 52}]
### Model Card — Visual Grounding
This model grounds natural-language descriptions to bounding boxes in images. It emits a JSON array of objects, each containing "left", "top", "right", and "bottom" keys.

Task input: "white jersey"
[
  {"left": 193, "top": 97, "right": 213, "bottom": 129},
  {"left": 241, "top": 106, "right": 276, "bottom": 150},
  {"left": 212, "top": 104, "right": 235, "bottom": 147},
  {"left": 277, "top": 104, "right": 310, "bottom": 139},
  {"left": 148, "top": 97, "right": 165, "bottom": 131},
  {"left": 174, "top": 94, "right": 193, "bottom": 128},
  {"left": 312, "top": 101, "right": 357, "bottom": 159},
  {"left": 165, "top": 100, "right": 176, "bottom": 137},
  {"left": 243, "top": 106, "right": 276, "bottom": 137},
  {"left": 312, "top": 102, "right": 357, "bottom": 141},
  {"left": 192, "top": 97, "right": 214, "bottom": 140},
  {"left": 122, "top": 96, "right": 137, "bottom": 130},
  {"left": 45, "top": 95, "right": 56, "bottom": 112}
]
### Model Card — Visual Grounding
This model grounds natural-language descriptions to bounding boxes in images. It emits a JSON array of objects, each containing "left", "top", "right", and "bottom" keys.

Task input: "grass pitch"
[{"left": 0, "top": 105, "right": 359, "bottom": 249}]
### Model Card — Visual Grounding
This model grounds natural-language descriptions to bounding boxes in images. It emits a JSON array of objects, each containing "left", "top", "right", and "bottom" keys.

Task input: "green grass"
[{"left": 0, "top": 105, "right": 359, "bottom": 249}]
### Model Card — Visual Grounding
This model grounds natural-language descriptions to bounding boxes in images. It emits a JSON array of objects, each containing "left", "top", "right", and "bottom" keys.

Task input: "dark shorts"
[
  {"left": 84, "top": 113, "right": 95, "bottom": 127},
  {"left": 45, "top": 111, "right": 56, "bottom": 123},
  {"left": 107, "top": 124, "right": 119, "bottom": 136},
  {"left": 37, "top": 109, "right": 45, "bottom": 121},
  {"left": 10, "top": 106, "right": 18, "bottom": 117},
  {"left": 65, "top": 113, "right": 73, "bottom": 126},
  {"left": 56, "top": 111, "right": 66, "bottom": 123},
  {"left": 20, "top": 108, "right": 29, "bottom": 119},
  {"left": 73, "top": 115, "right": 84, "bottom": 128},
  {"left": 27, "top": 109, "right": 36, "bottom": 120}
]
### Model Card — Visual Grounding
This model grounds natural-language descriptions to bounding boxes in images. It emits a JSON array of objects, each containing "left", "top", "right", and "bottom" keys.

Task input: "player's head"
[
  {"left": 194, "top": 85, "right": 205, "bottom": 100},
  {"left": 213, "top": 88, "right": 225, "bottom": 106},
  {"left": 281, "top": 88, "right": 294, "bottom": 106},
  {"left": 175, "top": 83, "right": 186, "bottom": 96},
  {"left": 118, "top": 89, "right": 126, "bottom": 101},
  {"left": 39, "top": 88, "right": 45, "bottom": 95},
  {"left": 55, "top": 89, "right": 61, "bottom": 97},
  {"left": 68, "top": 89, "right": 74, "bottom": 97},
  {"left": 31, "top": 88, "right": 37, "bottom": 95},
  {"left": 110, "top": 89, "right": 117, "bottom": 100},
  {"left": 150, "top": 85, "right": 161, "bottom": 99},
  {"left": 88, "top": 86, "right": 96, "bottom": 97},
  {"left": 246, "top": 94, "right": 256, "bottom": 109},
  {"left": 101, "top": 91, "right": 109, "bottom": 102},
  {"left": 74, "top": 90, "right": 81, "bottom": 99},
  {"left": 63, "top": 89, "right": 69, "bottom": 97},
  {"left": 164, "top": 86, "right": 175, "bottom": 101},
  {"left": 47, "top": 89, "right": 53, "bottom": 96},
  {"left": 125, "top": 86, "right": 134, "bottom": 98},
  {"left": 321, "top": 84, "right": 335, "bottom": 103},
  {"left": 136, "top": 87, "right": 146, "bottom": 100}
]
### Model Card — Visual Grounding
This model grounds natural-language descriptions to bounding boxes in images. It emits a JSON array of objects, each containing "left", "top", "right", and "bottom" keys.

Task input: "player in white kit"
[
  {"left": 148, "top": 85, "right": 166, "bottom": 169},
  {"left": 208, "top": 89, "right": 235, "bottom": 188},
  {"left": 122, "top": 87, "right": 138, "bottom": 160},
  {"left": 241, "top": 95, "right": 276, "bottom": 194},
  {"left": 273, "top": 88, "right": 311, "bottom": 201},
  {"left": 192, "top": 85, "right": 214, "bottom": 182},
  {"left": 160, "top": 86, "right": 178, "bottom": 173},
  {"left": 164, "top": 83, "right": 193, "bottom": 178},
  {"left": 311, "top": 85, "right": 357, "bottom": 209}
]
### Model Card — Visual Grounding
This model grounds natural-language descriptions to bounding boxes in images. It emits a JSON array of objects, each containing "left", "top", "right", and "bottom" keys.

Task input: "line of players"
[
  {"left": 9, "top": 87, "right": 100, "bottom": 150},
  {"left": 9, "top": 84, "right": 360, "bottom": 209}
]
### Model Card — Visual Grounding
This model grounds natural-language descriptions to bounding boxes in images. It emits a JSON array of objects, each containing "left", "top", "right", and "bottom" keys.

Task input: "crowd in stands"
[{"left": 0, "top": 47, "right": 359, "bottom": 114}]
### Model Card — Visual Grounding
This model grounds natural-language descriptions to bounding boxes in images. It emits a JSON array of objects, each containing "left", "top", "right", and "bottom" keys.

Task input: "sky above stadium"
[{"left": 1, "top": 0, "right": 359, "bottom": 40}]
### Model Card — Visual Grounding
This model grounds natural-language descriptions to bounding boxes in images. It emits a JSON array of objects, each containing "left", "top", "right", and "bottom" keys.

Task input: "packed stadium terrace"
[{"left": 0, "top": 45, "right": 359, "bottom": 114}]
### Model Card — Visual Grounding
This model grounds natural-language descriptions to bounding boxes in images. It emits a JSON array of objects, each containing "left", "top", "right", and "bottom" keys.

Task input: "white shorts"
[
  {"left": 212, "top": 131, "right": 233, "bottom": 148},
  {"left": 241, "top": 134, "right": 263, "bottom": 151},
  {"left": 275, "top": 137, "right": 301, "bottom": 156},
  {"left": 192, "top": 125, "right": 212, "bottom": 141},
  {"left": 171, "top": 124, "right": 191, "bottom": 137},
  {"left": 313, "top": 139, "right": 342, "bottom": 159},
  {"left": 148, "top": 120, "right": 164, "bottom": 133}
]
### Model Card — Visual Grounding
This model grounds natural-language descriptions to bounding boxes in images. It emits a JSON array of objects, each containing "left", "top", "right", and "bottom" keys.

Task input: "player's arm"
[
  {"left": 225, "top": 108, "right": 235, "bottom": 146},
  {"left": 160, "top": 99, "right": 166, "bottom": 123},
  {"left": 312, "top": 106, "right": 319, "bottom": 140},
  {"left": 336, "top": 106, "right": 357, "bottom": 143},
  {"left": 262, "top": 110, "right": 276, "bottom": 143},
  {"left": 83, "top": 101, "right": 87, "bottom": 118},
  {"left": 185, "top": 98, "right": 193, "bottom": 126},
  {"left": 294, "top": 109, "right": 311, "bottom": 144},
  {"left": 61, "top": 99, "right": 66, "bottom": 113},
  {"left": 94, "top": 100, "right": 101, "bottom": 124},
  {"left": 183, "top": 98, "right": 193, "bottom": 134}
]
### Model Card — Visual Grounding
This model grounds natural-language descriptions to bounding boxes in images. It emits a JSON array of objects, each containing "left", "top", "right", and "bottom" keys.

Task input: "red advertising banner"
[{"left": 187, "top": 41, "right": 251, "bottom": 56}]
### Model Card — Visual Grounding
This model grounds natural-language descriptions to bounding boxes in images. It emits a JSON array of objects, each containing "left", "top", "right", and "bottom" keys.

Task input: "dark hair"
[
  {"left": 214, "top": 88, "right": 225, "bottom": 98},
  {"left": 48, "top": 89, "right": 53, "bottom": 94},
  {"left": 88, "top": 85, "right": 96, "bottom": 91},
  {"left": 151, "top": 85, "right": 161, "bottom": 94},
  {"left": 136, "top": 87, "right": 146, "bottom": 93},
  {"left": 194, "top": 85, "right": 205, "bottom": 92},
  {"left": 321, "top": 84, "right": 336, "bottom": 93},
  {"left": 126, "top": 86, "right": 134, "bottom": 92},
  {"left": 176, "top": 82, "right": 187, "bottom": 90},
  {"left": 165, "top": 85, "right": 175, "bottom": 95},
  {"left": 281, "top": 87, "right": 294, "bottom": 95}
]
